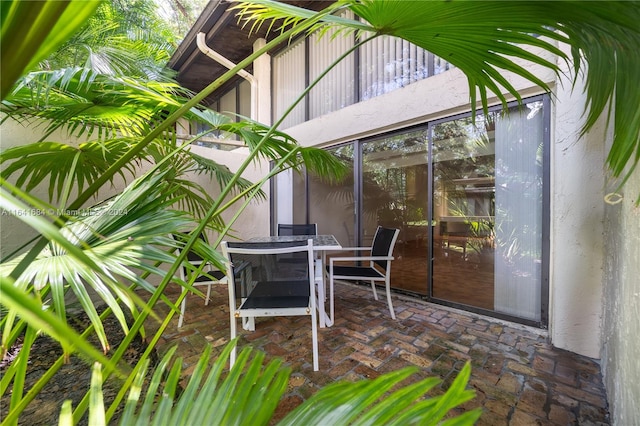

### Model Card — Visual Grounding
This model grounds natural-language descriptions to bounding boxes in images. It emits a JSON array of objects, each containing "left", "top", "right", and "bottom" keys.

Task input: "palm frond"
[
  {"left": 42, "top": 0, "right": 177, "bottom": 82},
  {"left": 1, "top": 172, "right": 192, "bottom": 352},
  {"left": 111, "top": 342, "right": 289, "bottom": 425},
  {"left": 230, "top": 0, "right": 366, "bottom": 41},
  {"left": 0, "top": 138, "right": 149, "bottom": 202},
  {"left": 2, "top": 69, "right": 188, "bottom": 139},
  {"left": 0, "top": 277, "right": 119, "bottom": 377},
  {"left": 188, "top": 152, "right": 266, "bottom": 200},
  {"left": 0, "top": 0, "right": 101, "bottom": 99},
  {"left": 559, "top": 6, "right": 640, "bottom": 182},
  {"left": 76, "top": 341, "right": 478, "bottom": 425},
  {"left": 233, "top": 0, "right": 640, "bottom": 183}
]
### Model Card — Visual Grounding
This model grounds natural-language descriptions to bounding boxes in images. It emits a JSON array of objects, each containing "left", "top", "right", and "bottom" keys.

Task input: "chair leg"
[
  {"left": 242, "top": 317, "right": 255, "bottom": 331},
  {"left": 370, "top": 280, "right": 379, "bottom": 300},
  {"left": 316, "top": 278, "right": 326, "bottom": 328},
  {"left": 329, "top": 275, "right": 335, "bottom": 327},
  {"left": 204, "top": 283, "right": 212, "bottom": 306},
  {"left": 178, "top": 290, "right": 187, "bottom": 328},
  {"left": 311, "top": 307, "right": 319, "bottom": 371},
  {"left": 385, "top": 278, "right": 396, "bottom": 320},
  {"left": 230, "top": 311, "right": 237, "bottom": 369}
]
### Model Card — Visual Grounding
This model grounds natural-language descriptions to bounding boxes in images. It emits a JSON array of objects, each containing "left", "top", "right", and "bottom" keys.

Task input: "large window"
[{"left": 281, "top": 96, "right": 549, "bottom": 326}]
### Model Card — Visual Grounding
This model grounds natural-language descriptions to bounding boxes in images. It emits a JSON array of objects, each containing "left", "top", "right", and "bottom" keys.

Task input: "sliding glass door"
[
  {"left": 431, "top": 114, "right": 496, "bottom": 310},
  {"left": 308, "top": 144, "right": 355, "bottom": 245},
  {"left": 284, "top": 97, "right": 548, "bottom": 325},
  {"left": 361, "top": 130, "right": 429, "bottom": 294},
  {"left": 431, "top": 101, "right": 545, "bottom": 321}
]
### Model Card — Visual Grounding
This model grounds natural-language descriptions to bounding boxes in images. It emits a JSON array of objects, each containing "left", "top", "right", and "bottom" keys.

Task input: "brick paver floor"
[{"left": 152, "top": 282, "right": 609, "bottom": 425}]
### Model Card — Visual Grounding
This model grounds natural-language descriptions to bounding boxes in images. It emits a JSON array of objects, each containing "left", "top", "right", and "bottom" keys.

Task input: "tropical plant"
[
  {"left": 58, "top": 341, "right": 481, "bottom": 426},
  {"left": 9, "top": 0, "right": 638, "bottom": 423},
  {"left": 41, "top": 0, "right": 178, "bottom": 80},
  {"left": 234, "top": 0, "right": 640, "bottom": 188},
  {"left": 1, "top": 0, "right": 349, "bottom": 423},
  {"left": 1, "top": 0, "right": 479, "bottom": 424}
]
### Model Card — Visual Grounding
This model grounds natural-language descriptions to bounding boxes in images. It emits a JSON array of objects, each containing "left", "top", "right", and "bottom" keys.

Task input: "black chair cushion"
[
  {"left": 190, "top": 270, "right": 225, "bottom": 283},
  {"left": 328, "top": 265, "right": 384, "bottom": 278},
  {"left": 240, "top": 281, "right": 310, "bottom": 309}
]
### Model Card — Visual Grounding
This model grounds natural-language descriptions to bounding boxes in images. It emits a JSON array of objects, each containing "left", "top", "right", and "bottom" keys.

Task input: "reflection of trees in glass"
[
  {"left": 311, "top": 144, "right": 395, "bottom": 223},
  {"left": 433, "top": 115, "right": 496, "bottom": 220},
  {"left": 362, "top": 131, "right": 427, "bottom": 227}
]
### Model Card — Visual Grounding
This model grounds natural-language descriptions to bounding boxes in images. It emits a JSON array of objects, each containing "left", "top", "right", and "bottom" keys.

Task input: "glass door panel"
[
  {"left": 432, "top": 115, "right": 496, "bottom": 310},
  {"left": 361, "top": 130, "right": 429, "bottom": 295},
  {"left": 431, "top": 101, "right": 544, "bottom": 321},
  {"left": 308, "top": 144, "right": 355, "bottom": 246}
]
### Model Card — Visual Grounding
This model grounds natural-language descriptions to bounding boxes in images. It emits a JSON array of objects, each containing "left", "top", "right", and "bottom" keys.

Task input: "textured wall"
[
  {"left": 548, "top": 54, "right": 606, "bottom": 358},
  {"left": 0, "top": 120, "right": 126, "bottom": 259},
  {"left": 602, "top": 168, "right": 640, "bottom": 424},
  {"left": 187, "top": 144, "right": 270, "bottom": 242}
]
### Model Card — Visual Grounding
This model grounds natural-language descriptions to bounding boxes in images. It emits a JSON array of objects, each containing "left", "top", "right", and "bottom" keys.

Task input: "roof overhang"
[{"left": 168, "top": 0, "right": 331, "bottom": 104}]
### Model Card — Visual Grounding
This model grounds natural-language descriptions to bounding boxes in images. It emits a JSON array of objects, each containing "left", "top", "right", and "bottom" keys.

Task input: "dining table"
[{"left": 247, "top": 234, "right": 341, "bottom": 327}]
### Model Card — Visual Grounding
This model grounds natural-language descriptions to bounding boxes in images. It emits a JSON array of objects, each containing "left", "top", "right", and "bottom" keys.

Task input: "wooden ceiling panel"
[{"left": 169, "top": 0, "right": 332, "bottom": 102}]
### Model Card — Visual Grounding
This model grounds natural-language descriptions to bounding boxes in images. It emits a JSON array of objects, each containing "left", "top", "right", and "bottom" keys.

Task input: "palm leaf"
[
  {"left": 0, "top": 139, "right": 148, "bottom": 202},
  {"left": 2, "top": 69, "right": 189, "bottom": 139},
  {"left": 76, "top": 341, "right": 478, "bottom": 425},
  {"left": 45, "top": 0, "right": 177, "bottom": 81},
  {"left": 0, "top": 277, "right": 118, "bottom": 378},
  {"left": 0, "top": 0, "right": 101, "bottom": 99},
  {"left": 188, "top": 151, "right": 266, "bottom": 200},
  {"left": 1, "top": 172, "right": 192, "bottom": 353},
  {"left": 233, "top": 0, "right": 640, "bottom": 184}
]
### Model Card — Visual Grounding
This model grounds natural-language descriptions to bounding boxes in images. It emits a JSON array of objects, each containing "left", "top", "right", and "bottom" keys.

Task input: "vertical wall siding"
[
  {"left": 308, "top": 28, "right": 355, "bottom": 120},
  {"left": 359, "top": 35, "right": 436, "bottom": 101},
  {"left": 272, "top": 18, "right": 453, "bottom": 128},
  {"left": 273, "top": 38, "right": 306, "bottom": 128}
]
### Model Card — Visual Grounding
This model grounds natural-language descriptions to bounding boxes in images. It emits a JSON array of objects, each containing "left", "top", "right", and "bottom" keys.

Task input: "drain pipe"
[{"left": 196, "top": 32, "right": 258, "bottom": 120}]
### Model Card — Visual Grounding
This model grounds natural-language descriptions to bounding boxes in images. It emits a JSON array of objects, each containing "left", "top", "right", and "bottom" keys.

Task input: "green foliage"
[
  {"left": 43, "top": 0, "right": 178, "bottom": 80},
  {"left": 33, "top": 1, "right": 630, "bottom": 424},
  {"left": 60, "top": 341, "right": 481, "bottom": 425},
  {"left": 235, "top": 0, "right": 640, "bottom": 186},
  {"left": 0, "top": 0, "right": 101, "bottom": 100},
  {"left": 2, "top": 69, "right": 188, "bottom": 140}
]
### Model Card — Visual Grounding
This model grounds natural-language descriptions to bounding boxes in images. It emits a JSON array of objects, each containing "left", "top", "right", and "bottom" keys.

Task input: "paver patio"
[{"left": 153, "top": 282, "right": 609, "bottom": 425}]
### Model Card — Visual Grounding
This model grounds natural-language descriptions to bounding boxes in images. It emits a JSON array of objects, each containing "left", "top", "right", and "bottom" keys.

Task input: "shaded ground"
[
  {"left": 1, "top": 310, "right": 151, "bottom": 425},
  {"left": 2, "top": 282, "right": 611, "bottom": 425}
]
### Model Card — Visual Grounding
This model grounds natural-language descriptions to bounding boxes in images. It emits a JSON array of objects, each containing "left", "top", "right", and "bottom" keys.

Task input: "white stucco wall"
[
  {"left": 282, "top": 46, "right": 606, "bottom": 358},
  {"left": 187, "top": 144, "right": 270, "bottom": 242},
  {"left": 0, "top": 119, "right": 130, "bottom": 258},
  {"left": 602, "top": 166, "right": 640, "bottom": 423},
  {"left": 1, "top": 118, "right": 269, "bottom": 260},
  {"left": 548, "top": 55, "right": 606, "bottom": 359}
]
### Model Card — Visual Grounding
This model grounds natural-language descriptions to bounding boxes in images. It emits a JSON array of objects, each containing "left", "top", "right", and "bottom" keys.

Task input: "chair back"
[
  {"left": 173, "top": 232, "right": 208, "bottom": 262},
  {"left": 277, "top": 223, "right": 318, "bottom": 236},
  {"left": 222, "top": 240, "right": 315, "bottom": 308},
  {"left": 371, "top": 226, "right": 400, "bottom": 271},
  {"left": 172, "top": 232, "right": 220, "bottom": 283}
]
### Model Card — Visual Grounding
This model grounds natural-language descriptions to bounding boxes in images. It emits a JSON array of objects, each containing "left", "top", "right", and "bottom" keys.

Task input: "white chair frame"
[
  {"left": 221, "top": 239, "right": 319, "bottom": 371},
  {"left": 276, "top": 223, "right": 326, "bottom": 324},
  {"left": 174, "top": 233, "right": 227, "bottom": 328},
  {"left": 327, "top": 227, "right": 400, "bottom": 323}
]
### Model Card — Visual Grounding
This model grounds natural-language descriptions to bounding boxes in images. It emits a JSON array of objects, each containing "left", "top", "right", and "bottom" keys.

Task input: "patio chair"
[
  {"left": 221, "top": 239, "right": 319, "bottom": 371},
  {"left": 277, "top": 223, "right": 325, "bottom": 311},
  {"left": 327, "top": 226, "right": 400, "bottom": 322},
  {"left": 276, "top": 223, "right": 319, "bottom": 266},
  {"left": 277, "top": 223, "right": 318, "bottom": 236},
  {"left": 174, "top": 232, "right": 226, "bottom": 328}
]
